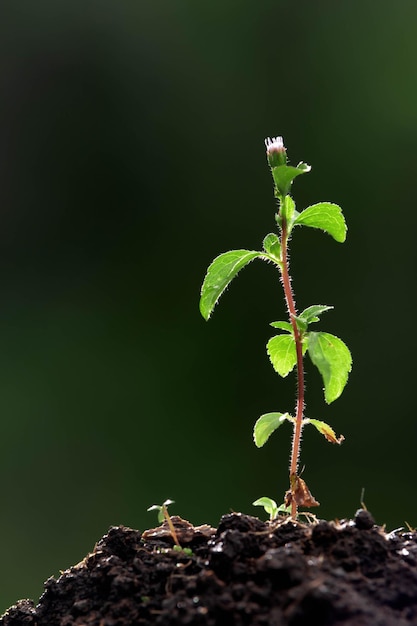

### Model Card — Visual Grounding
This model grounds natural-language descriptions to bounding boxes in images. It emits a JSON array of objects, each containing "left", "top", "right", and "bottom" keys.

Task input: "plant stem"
[
  {"left": 162, "top": 506, "right": 181, "bottom": 547},
  {"left": 280, "top": 217, "right": 305, "bottom": 518}
]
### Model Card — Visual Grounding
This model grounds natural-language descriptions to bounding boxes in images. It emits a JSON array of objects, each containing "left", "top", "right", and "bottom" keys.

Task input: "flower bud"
[{"left": 265, "top": 136, "right": 287, "bottom": 167}]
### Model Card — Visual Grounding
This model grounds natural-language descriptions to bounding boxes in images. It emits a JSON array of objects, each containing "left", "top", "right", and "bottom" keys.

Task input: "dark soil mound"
[{"left": 2, "top": 511, "right": 417, "bottom": 626}]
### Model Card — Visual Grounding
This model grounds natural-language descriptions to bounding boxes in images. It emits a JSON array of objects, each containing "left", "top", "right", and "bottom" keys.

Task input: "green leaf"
[
  {"left": 307, "top": 331, "right": 352, "bottom": 403},
  {"left": 147, "top": 504, "right": 165, "bottom": 523},
  {"left": 277, "top": 503, "right": 292, "bottom": 515},
  {"left": 299, "top": 305, "right": 333, "bottom": 324},
  {"left": 267, "top": 335, "right": 297, "bottom": 377},
  {"left": 270, "top": 321, "right": 293, "bottom": 332},
  {"left": 292, "top": 315, "right": 308, "bottom": 333},
  {"left": 307, "top": 418, "right": 345, "bottom": 444},
  {"left": 252, "top": 497, "right": 291, "bottom": 520},
  {"left": 294, "top": 202, "right": 347, "bottom": 242},
  {"left": 252, "top": 497, "right": 278, "bottom": 519},
  {"left": 271, "top": 162, "right": 311, "bottom": 197},
  {"left": 263, "top": 233, "right": 281, "bottom": 261},
  {"left": 200, "top": 250, "right": 261, "bottom": 320},
  {"left": 253, "top": 412, "right": 290, "bottom": 447}
]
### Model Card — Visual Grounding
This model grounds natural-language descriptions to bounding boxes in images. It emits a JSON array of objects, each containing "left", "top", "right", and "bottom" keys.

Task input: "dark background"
[{"left": 1, "top": 0, "right": 417, "bottom": 612}]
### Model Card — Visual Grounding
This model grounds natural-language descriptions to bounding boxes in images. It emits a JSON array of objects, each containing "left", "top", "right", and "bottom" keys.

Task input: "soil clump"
[{"left": 2, "top": 510, "right": 417, "bottom": 626}]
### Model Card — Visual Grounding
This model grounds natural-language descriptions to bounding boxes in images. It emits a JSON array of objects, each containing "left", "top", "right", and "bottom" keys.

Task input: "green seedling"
[
  {"left": 252, "top": 497, "right": 291, "bottom": 521},
  {"left": 147, "top": 499, "right": 193, "bottom": 555},
  {"left": 147, "top": 499, "right": 181, "bottom": 547},
  {"left": 200, "top": 136, "right": 352, "bottom": 518}
]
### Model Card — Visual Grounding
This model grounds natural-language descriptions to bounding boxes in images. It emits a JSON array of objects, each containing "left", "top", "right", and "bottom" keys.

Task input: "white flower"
[{"left": 265, "top": 136, "right": 284, "bottom": 152}]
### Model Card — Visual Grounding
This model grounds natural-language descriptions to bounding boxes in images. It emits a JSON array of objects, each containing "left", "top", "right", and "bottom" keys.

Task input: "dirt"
[{"left": 2, "top": 510, "right": 417, "bottom": 626}]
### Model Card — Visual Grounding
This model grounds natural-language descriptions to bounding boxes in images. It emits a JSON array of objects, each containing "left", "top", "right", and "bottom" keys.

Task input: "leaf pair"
[
  {"left": 252, "top": 496, "right": 291, "bottom": 520},
  {"left": 267, "top": 330, "right": 352, "bottom": 404},
  {"left": 199, "top": 202, "right": 346, "bottom": 322},
  {"left": 253, "top": 412, "right": 344, "bottom": 448}
]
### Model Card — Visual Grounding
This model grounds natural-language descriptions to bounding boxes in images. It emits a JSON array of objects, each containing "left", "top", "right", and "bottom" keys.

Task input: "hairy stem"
[{"left": 280, "top": 217, "right": 305, "bottom": 518}]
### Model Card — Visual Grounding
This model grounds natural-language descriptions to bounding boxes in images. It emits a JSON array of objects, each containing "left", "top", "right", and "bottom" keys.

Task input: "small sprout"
[
  {"left": 360, "top": 487, "right": 367, "bottom": 511},
  {"left": 253, "top": 496, "right": 291, "bottom": 521},
  {"left": 147, "top": 500, "right": 194, "bottom": 555},
  {"left": 147, "top": 498, "right": 175, "bottom": 523},
  {"left": 147, "top": 499, "right": 181, "bottom": 548}
]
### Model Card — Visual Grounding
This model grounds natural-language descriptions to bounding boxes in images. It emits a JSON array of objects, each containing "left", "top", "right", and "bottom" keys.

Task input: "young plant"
[
  {"left": 252, "top": 497, "right": 291, "bottom": 521},
  {"left": 147, "top": 499, "right": 181, "bottom": 548},
  {"left": 147, "top": 499, "right": 194, "bottom": 555},
  {"left": 200, "top": 136, "right": 352, "bottom": 518}
]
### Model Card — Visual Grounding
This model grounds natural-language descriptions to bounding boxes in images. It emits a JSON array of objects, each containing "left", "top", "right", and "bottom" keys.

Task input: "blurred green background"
[{"left": 1, "top": 0, "right": 417, "bottom": 612}]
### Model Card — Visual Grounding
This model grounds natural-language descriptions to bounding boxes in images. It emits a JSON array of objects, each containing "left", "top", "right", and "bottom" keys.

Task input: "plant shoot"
[{"left": 200, "top": 136, "right": 352, "bottom": 518}]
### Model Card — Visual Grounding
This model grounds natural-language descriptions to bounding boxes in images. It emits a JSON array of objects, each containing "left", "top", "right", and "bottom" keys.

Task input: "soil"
[{"left": 2, "top": 510, "right": 417, "bottom": 626}]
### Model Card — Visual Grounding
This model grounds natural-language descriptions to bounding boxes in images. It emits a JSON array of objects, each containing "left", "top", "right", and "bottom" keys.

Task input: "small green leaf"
[
  {"left": 253, "top": 497, "right": 278, "bottom": 520},
  {"left": 200, "top": 250, "right": 261, "bottom": 320},
  {"left": 147, "top": 504, "right": 164, "bottom": 523},
  {"left": 307, "top": 418, "right": 345, "bottom": 444},
  {"left": 271, "top": 163, "right": 311, "bottom": 197},
  {"left": 299, "top": 305, "right": 333, "bottom": 324},
  {"left": 267, "top": 334, "right": 297, "bottom": 377},
  {"left": 253, "top": 412, "right": 290, "bottom": 447},
  {"left": 292, "top": 315, "right": 308, "bottom": 333},
  {"left": 307, "top": 331, "right": 352, "bottom": 403},
  {"left": 277, "top": 503, "right": 292, "bottom": 515},
  {"left": 252, "top": 497, "right": 291, "bottom": 520},
  {"left": 294, "top": 202, "right": 347, "bottom": 242},
  {"left": 263, "top": 233, "right": 281, "bottom": 261},
  {"left": 270, "top": 321, "right": 293, "bottom": 332}
]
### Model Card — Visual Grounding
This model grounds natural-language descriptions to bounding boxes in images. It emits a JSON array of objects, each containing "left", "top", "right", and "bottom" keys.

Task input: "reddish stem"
[{"left": 280, "top": 218, "right": 305, "bottom": 518}]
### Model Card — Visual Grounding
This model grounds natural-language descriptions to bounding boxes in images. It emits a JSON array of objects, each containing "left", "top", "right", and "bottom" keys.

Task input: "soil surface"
[{"left": 2, "top": 510, "right": 417, "bottom": 626}]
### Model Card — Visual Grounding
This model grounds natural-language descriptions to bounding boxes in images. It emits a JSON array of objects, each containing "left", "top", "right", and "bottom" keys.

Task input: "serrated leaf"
[
  {"left": 294, "top": 202, "right": 347, "bottom": 242},
  {"left": 263, "top": 233, "right": 281, "bottom": 261},
  {"left": 299, "top": 305, "right": 333, "bottom": 324},
  {"left": 267, "top": 335, "right": 297, "bottom": 377},
  {"left": 307, "top": 419, "right": 345, "bottom": 444},
  {"left": 271, "top": 163, "right": 311, "bottom": 197},
  {"left": 200, "top": 250, "right": 261, "bottom": 320},
  {"left": 270, "top": 321, "right": 293, "bottom": 332},
  {"left": 253, "top": 412, "right": 290, "bottom": 447},
  {"left": 307, "top": 331, "right": 352, "bottom": 403}
]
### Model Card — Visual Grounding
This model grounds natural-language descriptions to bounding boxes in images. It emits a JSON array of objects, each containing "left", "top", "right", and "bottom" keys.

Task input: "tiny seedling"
[
  {"left": 147, "top": 499, "right": 193, "bottom": 555},
  {"left": 147, "top": 499, "right": 181, "bottom": 547},
  {"left": 252, "top": 497, "right": 291, "bottom": 521},
  {"left": 200, "top": 137, "right": 352, "bottom": 518}
]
